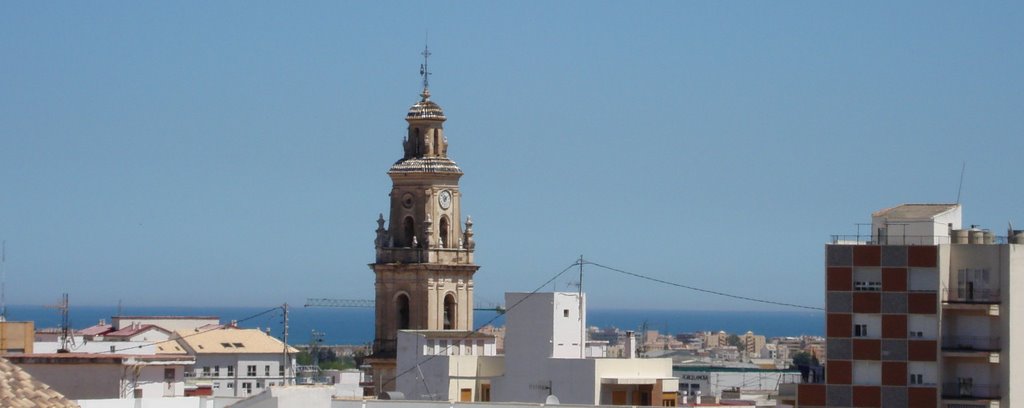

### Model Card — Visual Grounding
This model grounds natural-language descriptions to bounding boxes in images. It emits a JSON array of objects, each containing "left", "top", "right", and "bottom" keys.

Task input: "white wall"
[
  {"left": 113, "top": 317, "right": 220, "bottom": 331},
  {"left": 908, "top": 362, "right": 937, "bottom": 386},
  {"left": 1002, "top": 244, "right": 1024, "bottom": 404},
  {"left": 852, "top": 314, "right": 881, "bottom": 339},
  {"left": 34, "top": 341, "right": 157, "bottom": 354},
  {"left": 852, "top": 361, "right": 881, "bottom": 385},
  {"left": 191, "top": 353, "right": 294, "bottom": 397},
  {"left": 908, "top": 315, "right": 937, "bottom": 339},
  {"left": 77, "top": 397, "right": 212, "bottom": 408}
]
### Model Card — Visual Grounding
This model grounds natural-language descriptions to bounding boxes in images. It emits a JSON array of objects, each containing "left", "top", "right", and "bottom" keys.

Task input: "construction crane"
[{"left": 304, "top": 297, "right": 504, "bottom": 313}]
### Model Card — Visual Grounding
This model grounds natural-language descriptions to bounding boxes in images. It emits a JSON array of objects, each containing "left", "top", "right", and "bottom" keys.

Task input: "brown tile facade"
[
  {"left": 907, "top": 340, "right": 937, "bottom": 361},
  {"left": 881, "top": 267, "right": 907, "bottom": 291},
  {"left": 852, "top": 339, "right": 881, "bottom": 360},
  {"left": 797, "top": 384, "right": 826, "bottom": 406},
  {"left": 827, "top": 267, "right": 853, "bottom": 291},
  {"left": 827, "top": 360, "right": 852, "bottom": 385},
  {"left": 907, "top": 246, "right": 937, "bottom": 267},
  {"left": 881, "top": 314, "right": 907, "bottom": 339},
  {"left": 853, "top": 245, "right": 881, "bottom": 266},
  {"left": 907, "top": 386, "right": 937, "bottom": 407},
  {"left": 907, "top": 293, "right": 937, "bottom": 314},
  {"left": 881, "top": 361, "right": 907, "bottom": 386},
  {"left": 852, "top": 385, "right": 881, "bottom": 407},
  {"left": 852, "top": 292, "right": 881, "bottom": 313},
  {"left": 827, "top": 313, "right": 852, "bottom": 338}
]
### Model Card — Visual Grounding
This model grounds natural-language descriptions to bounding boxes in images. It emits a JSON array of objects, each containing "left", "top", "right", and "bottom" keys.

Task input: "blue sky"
[{"left": 2, "top": 2, "right": 1022, "bottom": 311}]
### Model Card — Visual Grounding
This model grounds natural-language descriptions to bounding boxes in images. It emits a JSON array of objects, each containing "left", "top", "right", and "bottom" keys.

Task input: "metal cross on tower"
[{"left": 419, "top": 44, "right": 432, "bottom": 94}]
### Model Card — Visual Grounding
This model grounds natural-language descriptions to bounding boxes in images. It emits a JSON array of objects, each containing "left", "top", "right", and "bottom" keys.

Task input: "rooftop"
[
  {"left": 174, "top": 327, "right": 298, "bottom": 354},
  {"left": 105, "top": 324, "right": 169, "bottom": 338},
  {"left": 871, "top": 203, "right": 959, "bottom": 220}
]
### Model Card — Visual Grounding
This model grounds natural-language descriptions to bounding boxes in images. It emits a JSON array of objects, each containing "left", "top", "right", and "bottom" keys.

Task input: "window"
[
  {"left": 910, "top": 374, "right": 923, "bottom": 385},
  {"left": 256, "top": 381, "right": 263, "bottom": 389},
  {"left": 854, "top": 324, "right": 869, "bottom": 337},
  {"left": 279, "top": 365, "right": 284, "bottom": 377},
  {"left": 221, "top": 342, "right": 233, "bottom": 348},
  {"left": 247, "top": 365, "right": 257, "bottom": 376},
  {"left": 854, "top": 281, "right": 881, "bottom": 291},
  {"left": 202, "top": 366, "right": 211, "bottom": 376},
  {"left": 564, "top": 309, "right": 570, "bottom": 317},
  {"left": 909, "top": 331, "right": 924, "bottom": 338},
  {"left": 214, "top": 365, "right": 220, "bottom": 377},
  {"left": 265, "top": 365, "right": 270, "bottom": 376},
  {"left": 227, "top": 383, "right": 234, "bottom": 388},
  {"left": 242, "top": 382, "right": 252, "bottom": 394},
  {"left": 228, "top": 366, "right": 235, "bottom": 376},
  {"left": 164, "top": 368, "right": 175, "bottom": 381},
  {"left": 444, "top": 294, "right": 457, "bottom": 330},
  {"left": 233, "top": 342, "right": 245, "bottom": 348},
  {"left": 213, "top": 383, "right": 220, "bottom": 389}
]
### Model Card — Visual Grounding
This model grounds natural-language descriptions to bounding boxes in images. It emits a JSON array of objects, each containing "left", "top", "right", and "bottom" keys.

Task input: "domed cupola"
[{"left": 406, "top": 89, "right": 446, "bottom": 121}]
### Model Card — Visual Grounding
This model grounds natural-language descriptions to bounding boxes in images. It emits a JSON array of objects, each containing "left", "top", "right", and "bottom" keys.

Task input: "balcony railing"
[
  {"left": 942, "top": 336, "right": 1000, "bottom": 352},
  {"left": 942, "top": 382, "right": 1000, "bottom": 399},
  {"left": 829, "top": 235, "right": 950, "bottom": 245},
  {"left": 945, "top": 288, "right": 1000, "bottom": 304}
]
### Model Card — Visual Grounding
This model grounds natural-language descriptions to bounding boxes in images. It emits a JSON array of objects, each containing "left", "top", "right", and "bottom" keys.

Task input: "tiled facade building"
[{"left": 794, "top": 204, "right": 1024, "bottom": 408}]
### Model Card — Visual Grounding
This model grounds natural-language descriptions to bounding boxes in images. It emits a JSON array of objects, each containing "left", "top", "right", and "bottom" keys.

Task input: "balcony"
[
  {"left": 945, "top": 288, "right": 1000, "bottom": 304},
  {"left": 942, "top": 382, "right": 1000, "bottom": 400},
  {"left": 942, "top": 336, "right": 1000, "bottom": 352}
]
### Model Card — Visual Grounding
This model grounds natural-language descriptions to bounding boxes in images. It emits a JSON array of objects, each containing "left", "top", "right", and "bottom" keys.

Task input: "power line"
[{"left": 583, "top": 260, "right": 824, "bottom": 311}]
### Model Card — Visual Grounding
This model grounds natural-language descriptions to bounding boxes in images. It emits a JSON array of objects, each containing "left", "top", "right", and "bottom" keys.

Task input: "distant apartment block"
[{"left": 787, "top": 204, "right": 1024, "bottom": 407}]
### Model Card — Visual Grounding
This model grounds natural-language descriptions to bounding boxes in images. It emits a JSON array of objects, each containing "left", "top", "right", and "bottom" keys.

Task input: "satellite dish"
[{"left": 545, "top": 395, "right": 560, "bottom": 405}]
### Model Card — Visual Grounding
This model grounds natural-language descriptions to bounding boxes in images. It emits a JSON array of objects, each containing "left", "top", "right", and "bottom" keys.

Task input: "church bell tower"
[{"left": 367, "top": 46, "right": 480, "bottom": 393}]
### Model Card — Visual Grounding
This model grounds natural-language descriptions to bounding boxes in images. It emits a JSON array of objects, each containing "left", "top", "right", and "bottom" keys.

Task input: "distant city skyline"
[{"left": 2, "top": 2, "right": 1022, "bottom": 311}]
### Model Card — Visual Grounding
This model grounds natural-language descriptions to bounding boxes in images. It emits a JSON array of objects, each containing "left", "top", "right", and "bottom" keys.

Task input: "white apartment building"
[
  {"left": 396, "top": 291, "right": 679, "bottom": 405},
  {"left": 174, "top": 326, "right": 298, "bottom": 398},
  {"left": 395, "top": 330, "right": 502, "bottom": 401}
]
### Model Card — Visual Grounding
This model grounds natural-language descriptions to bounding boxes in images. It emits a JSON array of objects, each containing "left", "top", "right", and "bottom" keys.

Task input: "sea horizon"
[{"left": 5, "top": 304, "right": 823, "bottom": 345}]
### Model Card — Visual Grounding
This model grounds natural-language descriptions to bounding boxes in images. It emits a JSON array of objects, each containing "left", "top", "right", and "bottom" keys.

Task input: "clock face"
[{"left": 438, "top": 190, "right": 452, "bottom": 210}]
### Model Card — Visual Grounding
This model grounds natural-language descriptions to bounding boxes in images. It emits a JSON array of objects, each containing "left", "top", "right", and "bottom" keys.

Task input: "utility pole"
[
  {"left": 578, "top": 255, "right": 585, "bottom": 358},
  {"left": 282, "top": 303, "right": 291, "bottom": 385}
]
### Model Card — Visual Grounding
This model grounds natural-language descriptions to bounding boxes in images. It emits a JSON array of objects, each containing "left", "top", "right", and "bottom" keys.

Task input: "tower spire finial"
[{"left": 419, "top": 39, "right": 431, "bottom": 101}]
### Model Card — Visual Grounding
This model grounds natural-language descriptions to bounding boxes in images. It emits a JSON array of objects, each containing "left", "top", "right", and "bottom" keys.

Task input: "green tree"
[
  {"left": 791, "top": 351, "right": 820, "bottom": 368},
  {"left": 727, "top": 334, "right": 743, "bottom": 348}
]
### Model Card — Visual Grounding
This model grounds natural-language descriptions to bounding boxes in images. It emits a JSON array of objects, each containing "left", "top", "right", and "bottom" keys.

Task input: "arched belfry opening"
[
  {"left": 443, "top": 293, "right": 457, "bottom": 330},
  {"left": 403, "top": 216, "right": 415, "bottom": 247},
  {"left": 396, "top": 294, "right": 410, "bottom": 330},
  {"left": 439, "top": 216, "right": 450, "bottom": 248}
]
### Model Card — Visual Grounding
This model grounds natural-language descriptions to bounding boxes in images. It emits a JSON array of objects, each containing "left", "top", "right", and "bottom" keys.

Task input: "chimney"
[{"left": 625, "top": 331, "right": 637, "bottom": 359}]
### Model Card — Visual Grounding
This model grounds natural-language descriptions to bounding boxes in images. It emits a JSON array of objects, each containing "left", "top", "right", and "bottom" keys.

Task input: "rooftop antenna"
[
  {"left": 419, "top": 38, "right": 432, "bottom": 99},
  {"left": 45, "top": 293, "right": 73, "bottom": 352},
  {"left": 956, "top": 161, "right": 966, "bottom": 204}
]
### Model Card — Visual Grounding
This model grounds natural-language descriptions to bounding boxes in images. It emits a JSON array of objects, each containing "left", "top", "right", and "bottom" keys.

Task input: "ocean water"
[{"left": 5, "top": 305, "right": 822, "bottom": 345}]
